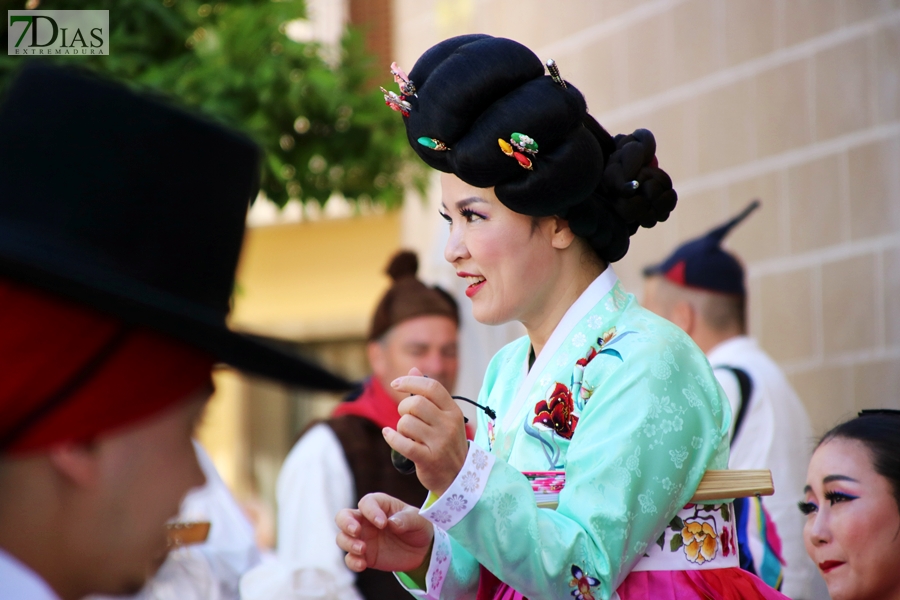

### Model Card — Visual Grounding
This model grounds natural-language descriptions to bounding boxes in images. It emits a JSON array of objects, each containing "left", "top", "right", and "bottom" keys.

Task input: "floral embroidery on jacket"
[
  {"left": 533, "top": 382, "right": 579, "bottom": 440},
  {"left": 569, "top": 564, "right": 600, "bottom": 600},
  {"left": 523, "top": 327, "right": 639, "bottom": 470},
  {"left": 572, "top": 327, "right": 634, "bottom": 408}
]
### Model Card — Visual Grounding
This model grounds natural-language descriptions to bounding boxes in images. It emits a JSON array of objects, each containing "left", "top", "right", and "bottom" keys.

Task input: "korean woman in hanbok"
[{"left": 336, "top": 35, "right": 788, "bottom": 600}]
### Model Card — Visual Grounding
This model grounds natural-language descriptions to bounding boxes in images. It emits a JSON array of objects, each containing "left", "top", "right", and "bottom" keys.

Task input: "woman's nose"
[
  {"left": 444, "top": 226, "right": 469, "bottom": 263},
  {"left": 808, "top": 511, "right": 831, "bottom": 546}
]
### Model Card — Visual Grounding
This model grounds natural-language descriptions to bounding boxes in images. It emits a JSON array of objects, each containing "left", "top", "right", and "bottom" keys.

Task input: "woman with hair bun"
[
  {"left": 336, "top": 35, "right": 787, "bottom": 600},
  {"left": 801, "top": 411, "right": 900, "bottom": 600}
]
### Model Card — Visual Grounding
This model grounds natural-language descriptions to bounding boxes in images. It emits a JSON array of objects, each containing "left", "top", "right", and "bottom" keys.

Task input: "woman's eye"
[
  {"left": 797, "top": 501, "right": 817, "bottom": 516},
  {"left": 460, "top": 208, "right": 485, "bottom": 222},
  {"left": 439, "top": 211, "right": 451, "bottom": 224},
  {"left": 825, "top": 491, "right": 857, "bottom": 505}
]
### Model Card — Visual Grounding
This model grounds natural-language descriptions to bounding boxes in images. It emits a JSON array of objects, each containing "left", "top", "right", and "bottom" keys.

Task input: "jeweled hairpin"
[
  {"left": 390, "top": 62, "right": 417, "bottom": 96},
  {"left": 417, "top": 137, "right": 449, "bottom": 151},
  {"left": 380, "top": 87, "right": 411, "bottom": 117},
  {"left": 498, "top": 132, "right": 538, "bottom": 170},
  {"left": 546, "top": 59, "right": 566, "bottom": 89}
]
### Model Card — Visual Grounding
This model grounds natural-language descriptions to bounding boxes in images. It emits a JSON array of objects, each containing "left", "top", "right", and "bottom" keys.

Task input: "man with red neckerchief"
[{"left": 240, "top": 250, "right": 460, "bottom": 600}]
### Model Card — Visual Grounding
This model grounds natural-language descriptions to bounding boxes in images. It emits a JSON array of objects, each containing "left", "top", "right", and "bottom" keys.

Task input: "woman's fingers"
[
  {"left": 396, "top": 412, "right": 435, "bottom": 444},
  {"left": 397, "top": 393, "right": 442, "bottom": 424},
  {"left": 383, "top": 426, "right": 428, "bottom": 462},
  {"left": 357, "top": 492, "right": 410, "bottom": 528},
  {"left": 335, "top": 507, "right": 364, "bottom": 536},
  {"left": 391, "top": 373, "right": 457, "bottom": 412}
]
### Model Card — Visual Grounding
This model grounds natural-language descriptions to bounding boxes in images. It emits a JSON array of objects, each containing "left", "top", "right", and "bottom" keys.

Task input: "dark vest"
[{"left": 325, "top": 415, "right": 429, "bottom": 600}]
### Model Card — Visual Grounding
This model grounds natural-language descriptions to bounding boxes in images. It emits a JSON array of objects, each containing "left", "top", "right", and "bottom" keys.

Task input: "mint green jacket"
[{"left": 402, "top": 269, "right": 731, "bottom": 600}]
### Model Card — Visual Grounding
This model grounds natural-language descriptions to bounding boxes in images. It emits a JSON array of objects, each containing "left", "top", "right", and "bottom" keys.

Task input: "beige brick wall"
[{"left": 393, "top": 0, "right": 900, "bottom": 437}]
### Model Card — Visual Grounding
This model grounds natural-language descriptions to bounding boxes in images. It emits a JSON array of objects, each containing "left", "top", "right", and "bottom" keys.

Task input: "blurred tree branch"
[{"left": 0, "top": 0, "right": 423, "bottom": 209}]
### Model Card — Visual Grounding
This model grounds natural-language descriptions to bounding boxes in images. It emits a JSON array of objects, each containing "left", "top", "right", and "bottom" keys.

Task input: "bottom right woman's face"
[{"left": 802, "top": 438, "right": 900, "bottom": 600}]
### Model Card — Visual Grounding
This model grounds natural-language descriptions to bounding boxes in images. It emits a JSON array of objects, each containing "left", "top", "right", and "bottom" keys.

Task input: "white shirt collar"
[
  {"left": 0, "top": 548, "right": 61, "bottom": 600},
  {"left": 707, "top": 335, "right": 755, "bottom": 363}
]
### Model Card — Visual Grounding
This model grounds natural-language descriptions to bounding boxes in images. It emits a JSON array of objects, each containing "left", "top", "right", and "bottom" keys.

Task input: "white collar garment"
[
  {"left": 502, "top": 265, "right": 619, "bottom": 430},
  {"left": 0, "top": 548, "right": 61, "bottom": 600}
]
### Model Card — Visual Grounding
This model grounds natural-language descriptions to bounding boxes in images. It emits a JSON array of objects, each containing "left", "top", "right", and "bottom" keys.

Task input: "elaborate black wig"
[{"left": 398, "top": 34, "right": 677, "bottom": 263}]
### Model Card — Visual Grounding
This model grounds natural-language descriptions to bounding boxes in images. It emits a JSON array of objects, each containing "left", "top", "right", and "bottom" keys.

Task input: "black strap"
[{"left": 715, "top": 366, "right": 753, "bottom": 446}]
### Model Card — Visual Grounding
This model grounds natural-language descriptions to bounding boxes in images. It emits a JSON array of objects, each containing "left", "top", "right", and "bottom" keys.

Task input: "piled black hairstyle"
[
  {"left": 400, "top": 34, "right": 677, "bottom": 263},
  {"left": 819, "top": 411, "right": 900, "bottom": 509}
]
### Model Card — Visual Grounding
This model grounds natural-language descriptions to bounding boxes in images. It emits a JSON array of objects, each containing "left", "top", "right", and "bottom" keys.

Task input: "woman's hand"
[
  {"left": 335, "top": 493, "right": 434, "bottom": 577},
  {"left": 386, "top": 367, "right": 469, "bottom": 496}
]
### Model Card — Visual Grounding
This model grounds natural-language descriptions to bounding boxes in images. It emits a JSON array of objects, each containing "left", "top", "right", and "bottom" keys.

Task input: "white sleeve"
[{"left": 240, "top": 424, "right": 363, "bottom": 600}]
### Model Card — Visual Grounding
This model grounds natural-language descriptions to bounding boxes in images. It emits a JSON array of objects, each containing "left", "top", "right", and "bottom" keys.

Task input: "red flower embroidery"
[
  {"left": 576, "top": 347, "right": 598, "bottom": 368},
  {"left": 721, "top": 526, "right": 731, "bottom": 557},
  {"left": 533, "top": 383, "right": 579, "bottom": 439}
]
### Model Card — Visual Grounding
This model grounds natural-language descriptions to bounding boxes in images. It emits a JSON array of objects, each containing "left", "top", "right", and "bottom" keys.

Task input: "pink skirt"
[{"left": 476, "top": 565, "right": 790, "bottom": 600}]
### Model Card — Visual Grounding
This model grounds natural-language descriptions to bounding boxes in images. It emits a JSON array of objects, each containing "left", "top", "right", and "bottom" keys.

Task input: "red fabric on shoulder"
[{"left": 0, "top": 278, "right": 214, "bottom": 454}]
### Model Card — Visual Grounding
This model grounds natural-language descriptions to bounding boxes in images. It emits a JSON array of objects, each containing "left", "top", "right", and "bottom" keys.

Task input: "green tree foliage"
[{"left": 0, "top": 0, "right": 421, "bottom": 208}]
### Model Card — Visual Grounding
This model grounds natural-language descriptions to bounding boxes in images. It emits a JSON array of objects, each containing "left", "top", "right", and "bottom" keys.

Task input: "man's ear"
[
  {"left": 367, "top": 339, "right": 387, "bottom": 381},
  {"left": 670, "top": 300, "right": 696, "bottom": 336},
  {"left": 47, "top": 441, "right": 101, "bottom": 487},
  {"left": 548, "top": 216, "right": 576, "bottom": 250}
]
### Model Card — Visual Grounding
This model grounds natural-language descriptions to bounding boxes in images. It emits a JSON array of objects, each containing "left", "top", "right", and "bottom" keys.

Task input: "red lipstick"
[
  {"left": 465, "top": 280, "right": 485, "bottom": 298},
  {"left": 457, "top": 272, "right": 486, "bottom": 298},
  {"left": 818, "top": 560, "right": 844, "bottom": 573}
]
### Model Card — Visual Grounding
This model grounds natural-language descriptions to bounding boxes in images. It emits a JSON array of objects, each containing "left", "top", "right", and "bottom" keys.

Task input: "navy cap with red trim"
[{"left": 643, "top": 200, "right": 759, "bottom": 296}]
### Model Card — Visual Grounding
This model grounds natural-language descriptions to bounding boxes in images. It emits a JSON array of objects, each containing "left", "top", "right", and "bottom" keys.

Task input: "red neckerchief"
[{"left": 331, "top": 377, "right": 400, "bottom": 430}]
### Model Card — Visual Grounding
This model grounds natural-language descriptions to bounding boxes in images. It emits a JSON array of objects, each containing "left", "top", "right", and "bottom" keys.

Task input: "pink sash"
[{"left": 476, "top": 501, "right": 787, "bottom": 600}]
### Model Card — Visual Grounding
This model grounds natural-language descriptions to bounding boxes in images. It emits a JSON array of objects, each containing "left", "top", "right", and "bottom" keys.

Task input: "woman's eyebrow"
[{"left": 823, "top": 474, "right": 859, "bottom": 484}]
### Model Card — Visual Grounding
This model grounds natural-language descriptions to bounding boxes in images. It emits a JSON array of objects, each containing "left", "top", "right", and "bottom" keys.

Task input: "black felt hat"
[
  {"left": 643, "top": 201, "right": 759, "bottom": 296},
  {"left": 0, "top": 62, "right": 350, "bottom": 390}
]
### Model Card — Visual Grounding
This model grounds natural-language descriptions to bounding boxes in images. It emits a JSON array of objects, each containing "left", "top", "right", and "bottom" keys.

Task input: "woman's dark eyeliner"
[
  {"left": 824, "top": 490, "right": 857, "bottom": 505},
  {"left": 797, "top": 501, "right": 817, "bottom": 515}
]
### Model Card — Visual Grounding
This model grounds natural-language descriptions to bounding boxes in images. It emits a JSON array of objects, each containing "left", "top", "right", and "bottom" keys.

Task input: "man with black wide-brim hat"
[{"left": 0, "top": 63, "right": 350, "bottom": 600}]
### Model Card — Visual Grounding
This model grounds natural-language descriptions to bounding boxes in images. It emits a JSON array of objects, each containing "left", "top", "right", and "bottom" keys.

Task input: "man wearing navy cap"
[{"left": 642, "top": 201, "right": 817, "bottom": 599}]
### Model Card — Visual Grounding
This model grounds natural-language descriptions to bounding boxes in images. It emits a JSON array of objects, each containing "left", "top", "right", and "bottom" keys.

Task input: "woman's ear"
[
  {"left": 48, "top": 441, "right": 101, "bottom": 487},
  {"left": 548, "top": 216, "right": 577, "bottom": 250}
]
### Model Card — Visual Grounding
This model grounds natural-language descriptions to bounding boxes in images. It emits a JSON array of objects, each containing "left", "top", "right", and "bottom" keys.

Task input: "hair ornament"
[
  {"left": 390, "top": 62, "right": 417, "bottom": 96},
  {"left": 417, "top": 137, "right": 449, "bottom": 151},
  {"left": 380, "top": 87, "right": 411, "bottom": 117},
  {"left": 498, "top": 132, "right": 537, "bottom": 170},
  {"left": 510, "top": 132, "right": 538, "bottom": 154},
  {"left": 546, "top": 59, "right": 567, "bottom": 89}
]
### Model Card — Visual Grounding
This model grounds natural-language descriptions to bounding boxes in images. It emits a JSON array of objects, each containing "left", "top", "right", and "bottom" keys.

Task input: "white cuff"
[
  {"left": 395, "top": 527, "right": 453, "bottom": 599},
  {"left": 420, "top": 444, "right": 494, "bottom": 531}
]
